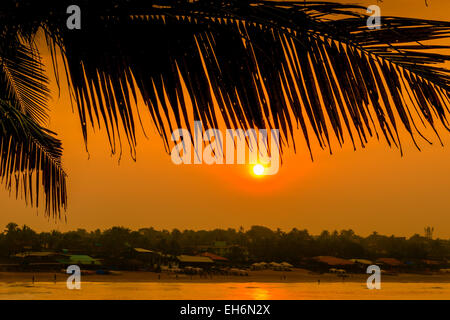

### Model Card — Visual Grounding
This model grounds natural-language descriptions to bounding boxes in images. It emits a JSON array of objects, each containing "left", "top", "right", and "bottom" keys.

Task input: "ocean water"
[{"left": 0, "top": 281, "right": 449, "bottom": 300}]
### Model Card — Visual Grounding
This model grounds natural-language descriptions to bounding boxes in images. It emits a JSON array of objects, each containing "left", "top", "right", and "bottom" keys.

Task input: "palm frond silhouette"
[
  {"left": 0, "top": 20, "right": 67, "bottom": 216},
  {"left": 1, "top": 0, "right": 450, "bottom": 216}
]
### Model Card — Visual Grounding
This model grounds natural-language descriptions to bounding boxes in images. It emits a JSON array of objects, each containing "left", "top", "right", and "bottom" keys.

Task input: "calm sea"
[{"left": 0, "top": 282, "right": 449, "bottom": 299}]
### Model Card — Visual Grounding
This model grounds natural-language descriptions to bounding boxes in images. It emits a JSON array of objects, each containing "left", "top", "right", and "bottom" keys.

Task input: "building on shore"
[
  {"left": 11, "top": 252, "right": 67, "bottom": 271},
  {"left": 176, "top": 255, "right": 214, "bottom": 269},
  {"left": 128, "top": 248, "right": 164, "bottom": 270},
  {"left": 58, "top": 255, "right": 102, "bottom": 268},
  {"left": 196, "top": 241, "right": 249, "bottom": 262},
  {"left": 302, "top": 256, "right": 356, "bottom": 273},
  {"left": 197, "top": 252, "right": 229, "bottom": 265}
]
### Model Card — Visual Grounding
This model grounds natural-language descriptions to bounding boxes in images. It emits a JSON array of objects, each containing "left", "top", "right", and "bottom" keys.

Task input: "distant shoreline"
[{"left": 1, "top": 269, "right": 450, "bottom": 284}]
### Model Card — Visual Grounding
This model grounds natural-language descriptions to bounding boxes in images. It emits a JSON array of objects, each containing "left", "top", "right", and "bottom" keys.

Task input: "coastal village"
[
  {"left": 0, "top": 224, "right": 449, "bottom": 282},
  {"left": 1, "top": 239, "right": 449, "bottom": 280}
]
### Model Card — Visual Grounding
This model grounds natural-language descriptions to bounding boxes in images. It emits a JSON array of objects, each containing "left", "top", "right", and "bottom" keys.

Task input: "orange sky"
[{"left": 1, "top": 0, "right": 450, "bottom": 237}]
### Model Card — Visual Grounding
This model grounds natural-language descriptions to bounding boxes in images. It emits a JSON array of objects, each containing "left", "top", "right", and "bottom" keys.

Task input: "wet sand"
[{"left": 1, "top": 269, "right": 449, "bottom": 284}]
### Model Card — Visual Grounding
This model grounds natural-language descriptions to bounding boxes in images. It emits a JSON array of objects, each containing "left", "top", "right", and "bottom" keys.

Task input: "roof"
[
  {"left": 376, "top": 258, "right": 402, "bottom": 266},
  {"left": 313, "top": 256, "right": 354, "bottom": 266},
  {"left": 14, "top": 252, "right": 60, "bottom": 258},
  {"left": 63, "top": 255, "right": 101, "bottom": 265},
  {"left": 177, "top": 255, "right": 214, "bottom": 263},
  {"left": 280, "top": 262, "right": 293, "bottom": 267},
  {"left": 133, "top": 248, "right": 155, "bottom": 254},
  {"left": 198, "top": 252, "right": 228, "bottom": 261},
  {"left": 350, "top": 259, "right": 372, "bottom": 265}
]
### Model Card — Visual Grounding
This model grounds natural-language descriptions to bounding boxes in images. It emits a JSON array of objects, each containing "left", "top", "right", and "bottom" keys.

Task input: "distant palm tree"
[{"left": 1, "top": 0, "right": 449, "bottom": 216}]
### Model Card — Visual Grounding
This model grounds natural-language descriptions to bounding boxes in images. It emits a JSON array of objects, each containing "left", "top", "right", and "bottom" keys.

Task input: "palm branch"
[
  {"left": 0, "top": 21, "right": 67, "bottom": 216},
  {"left": 35, "top": 0, "right": 450, "bottom": 158},
  {"left": 1, "top": 0, "right": 450, "bottom": 214},
  {"left": 0, "top": 99, "right": 67, "bottom": 216},
  {"left": 0, "top": 35, "right": 50, "bottom": 124}
]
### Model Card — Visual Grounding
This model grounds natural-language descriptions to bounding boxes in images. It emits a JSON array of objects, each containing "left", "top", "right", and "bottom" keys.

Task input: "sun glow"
[{"left": 252, "top": 164, "right": 265, "bottom": 176}]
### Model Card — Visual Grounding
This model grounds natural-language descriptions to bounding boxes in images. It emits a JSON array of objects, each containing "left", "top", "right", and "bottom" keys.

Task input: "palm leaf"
[
  {"left": 4, "top": 0, "right": 450, "bottom": 160},
  {"left": 0, "top": 32, "right": 50, "bottom": 125},
  {"left": 0, "top": 6, "right": 65, "bottom": 215},
  {"left": 30, "top": 0, "right": 449, "bottom": 159},
  {"left": 0, "top": 99, "right": 67, "bottom": 217}
]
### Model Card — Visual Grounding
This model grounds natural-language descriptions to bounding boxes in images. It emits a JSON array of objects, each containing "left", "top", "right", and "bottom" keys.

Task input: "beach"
[{"left": 1, "top": 269, "right": 449, "bottom": 284}]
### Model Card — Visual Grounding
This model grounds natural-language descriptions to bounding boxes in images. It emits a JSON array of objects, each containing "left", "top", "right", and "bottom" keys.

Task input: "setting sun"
[{"left": 253, "top": 164, "right": 265, "bottom": 176}]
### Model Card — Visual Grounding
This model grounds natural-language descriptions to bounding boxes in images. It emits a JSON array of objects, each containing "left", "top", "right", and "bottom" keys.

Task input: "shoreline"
[{"left": 1, "top": 269, "right": 450, "bottom": 284}]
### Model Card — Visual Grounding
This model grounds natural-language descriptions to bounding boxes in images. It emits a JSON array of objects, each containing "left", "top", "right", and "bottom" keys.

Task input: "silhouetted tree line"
[{"left": 0, "top": 223, "right": 449, "bottom": 263}]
